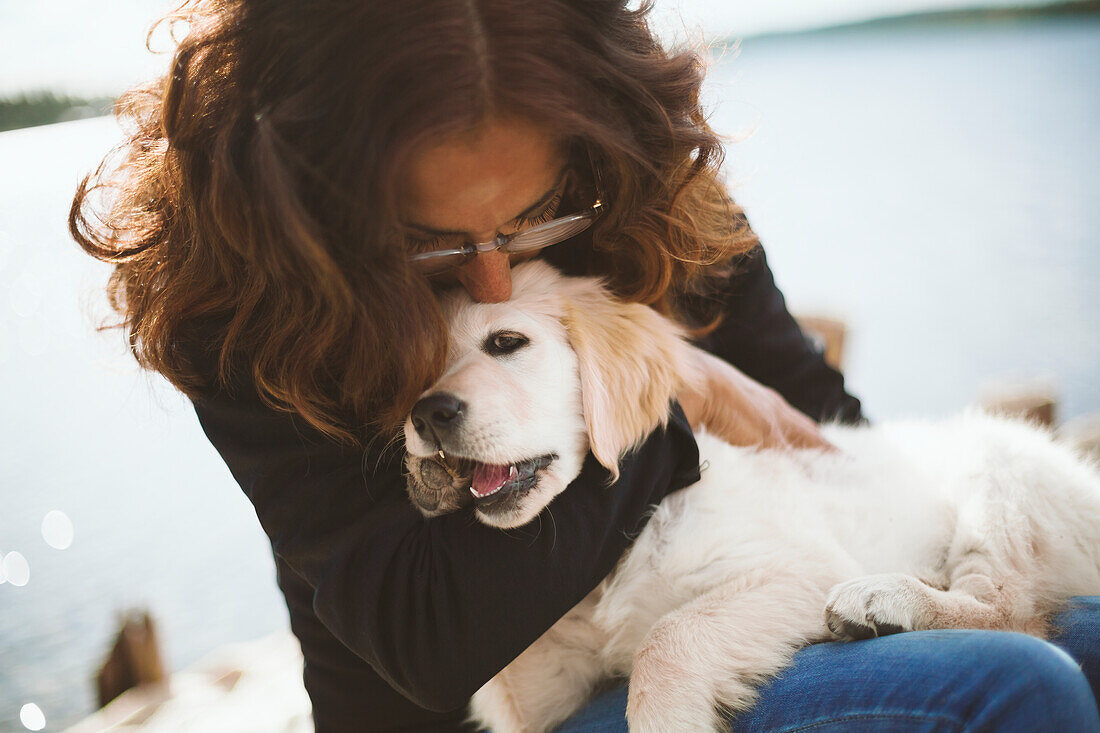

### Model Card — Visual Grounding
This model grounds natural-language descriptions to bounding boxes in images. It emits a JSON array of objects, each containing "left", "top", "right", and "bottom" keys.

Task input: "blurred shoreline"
[
  {"left": 732, "top": 0, "right": 1100, "bottom": 41},
  {"left": 0, "top": 93, "right": 115, "bottom": 134}
]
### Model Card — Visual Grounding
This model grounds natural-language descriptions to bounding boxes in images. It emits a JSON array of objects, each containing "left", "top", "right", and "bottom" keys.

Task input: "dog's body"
[{"left": 402, "top": 261, "right": 1100, "bottom": 732}]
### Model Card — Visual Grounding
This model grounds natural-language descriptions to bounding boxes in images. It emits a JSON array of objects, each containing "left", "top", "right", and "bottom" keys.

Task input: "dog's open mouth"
[
  {"left": 431, "top": 452, "right": 555, "bottom": 507},
  {"left": 418, "top": 450, "right": 556, "bottom": 518},
  {"left": 466, "top": 454, "right": 556, "bottom": 501}
]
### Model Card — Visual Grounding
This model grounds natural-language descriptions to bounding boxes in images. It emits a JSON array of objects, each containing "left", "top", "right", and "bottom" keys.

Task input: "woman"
[{"left": 71, "top": 0, "right": 1099, "bottom": 730}]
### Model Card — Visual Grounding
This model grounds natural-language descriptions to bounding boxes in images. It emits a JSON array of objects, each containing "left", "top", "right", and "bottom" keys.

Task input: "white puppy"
[{"left": 403, "top": 261, "right": 1100, "bottom": 733}]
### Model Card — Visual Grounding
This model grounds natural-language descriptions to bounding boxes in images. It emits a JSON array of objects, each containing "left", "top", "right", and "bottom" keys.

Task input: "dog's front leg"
[
  {"left": 469, "top": 591, "right": 608, "bottom": 733},
  {"left": 626, "top": 569, "right": 834, "bottom": 733}
]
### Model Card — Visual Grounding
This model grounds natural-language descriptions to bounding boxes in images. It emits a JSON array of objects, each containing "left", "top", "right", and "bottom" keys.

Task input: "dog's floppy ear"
[{"left": 560, "top": 282, "right": 699, "bottom": 479}]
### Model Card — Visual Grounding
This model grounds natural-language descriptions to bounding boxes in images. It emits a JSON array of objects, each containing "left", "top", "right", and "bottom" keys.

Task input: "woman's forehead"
[{"left": 399, "top": 116, "right": 566, "bottom": 234}]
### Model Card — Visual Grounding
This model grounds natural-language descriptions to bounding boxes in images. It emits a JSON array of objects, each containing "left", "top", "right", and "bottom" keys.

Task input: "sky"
[{"left": 0, "top": 0, "right": 1068, "bottom": 97}]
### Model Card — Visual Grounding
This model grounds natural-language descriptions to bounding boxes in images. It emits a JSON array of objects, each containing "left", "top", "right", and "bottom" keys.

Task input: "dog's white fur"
[{"left": 403, "top": 261, "right": 1100, "bottom": 732}]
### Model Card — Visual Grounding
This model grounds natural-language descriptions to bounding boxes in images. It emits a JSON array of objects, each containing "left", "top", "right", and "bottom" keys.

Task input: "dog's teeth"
[
  {"left": 437, "top": 449, "right": 446, "bottom": 461},
  {"left": 471, "top": 484, "right": 503, "bottom": 498},
  {"left": 508, "top": 464, "right": 517, "bottom": 479}
]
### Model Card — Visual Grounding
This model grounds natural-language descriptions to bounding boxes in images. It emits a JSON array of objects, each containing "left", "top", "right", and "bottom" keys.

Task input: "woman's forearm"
[{"left": 192, "top": 380, "right": 700, "bottom": 710}]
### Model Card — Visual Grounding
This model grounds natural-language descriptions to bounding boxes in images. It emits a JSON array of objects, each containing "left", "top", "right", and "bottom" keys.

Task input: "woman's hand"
[{"left": 678, "top": 346, "right": 834, "bottom": 451}]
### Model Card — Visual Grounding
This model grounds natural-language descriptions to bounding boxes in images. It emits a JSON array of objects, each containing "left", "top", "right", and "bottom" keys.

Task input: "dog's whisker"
[
  {"left": 545, "top": 508, "right": 558, "bottom": 553},
  {"left": 529, "top": 514, "right": 542, "bottom": 543}
]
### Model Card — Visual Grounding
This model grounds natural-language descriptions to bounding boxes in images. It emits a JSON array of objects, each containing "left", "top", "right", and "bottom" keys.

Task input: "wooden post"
[
  {"left": 978, "top": 379, "right": 1058, "bottom": 427},
  {"left": 795, "top": 314, "right": 848, "bottom": 372},
  {"left": 96, "top": 609, "right": 166, "bottom": 708},
  {"left": 1059, "top": 413, "right": 1100, "bottom": 461}
]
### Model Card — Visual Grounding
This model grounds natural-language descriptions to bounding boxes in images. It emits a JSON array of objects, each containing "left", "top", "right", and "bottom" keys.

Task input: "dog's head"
[{"left": 403, "top": 260, "right": 696, "bottom": 528}]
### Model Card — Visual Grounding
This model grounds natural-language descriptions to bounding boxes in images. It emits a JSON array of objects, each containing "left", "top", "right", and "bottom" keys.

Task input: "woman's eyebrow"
[{"left": 405, "top": 168, "right": 568, "bottom": 237}]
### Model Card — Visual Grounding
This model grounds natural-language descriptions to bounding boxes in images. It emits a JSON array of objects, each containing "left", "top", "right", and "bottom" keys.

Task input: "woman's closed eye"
[
  {"left": 513, "top": 192, "right": 562, "bottom": 228},
  {"left": 405, "top": 192, "right": 564, "bottom": 253},
  {"left": 406, "top": 231, "right": 460, "bottom": 254}
]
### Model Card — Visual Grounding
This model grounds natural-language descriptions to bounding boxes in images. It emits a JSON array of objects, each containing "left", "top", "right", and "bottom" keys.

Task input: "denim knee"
[
  {"left": 1051, "top": 596, "right": 1100, "bottom": 703},
  {"left": 964, "top": 631, "right": 1099, "bottom": 732},
  {"left": 731, "top": 630, "right": 1100, "bottom": 732}
]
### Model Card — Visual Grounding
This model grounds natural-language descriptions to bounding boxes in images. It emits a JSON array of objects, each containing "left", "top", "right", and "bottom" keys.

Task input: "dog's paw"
[
  {"left": 404, "top": 454, "right": 472, "bottom": 517},
  {"left": 825, "top": 574, "right": 932, "bottom": 641}
]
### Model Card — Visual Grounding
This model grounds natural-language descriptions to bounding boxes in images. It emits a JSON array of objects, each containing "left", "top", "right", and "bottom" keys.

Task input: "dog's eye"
[{"left": 485, "top": 332, "right": 530, "bottom": 356}]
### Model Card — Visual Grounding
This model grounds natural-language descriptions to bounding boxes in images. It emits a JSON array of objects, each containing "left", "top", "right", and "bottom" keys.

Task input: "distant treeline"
[
  {"left": 726, "top": 0, "right": 1100, "bottom": 43},
  {"left": 0, "top": 92, "right": 116, "bottom": 133},
  {"left": 849, "top": 0, "right": 1100, "bottom": 29}
]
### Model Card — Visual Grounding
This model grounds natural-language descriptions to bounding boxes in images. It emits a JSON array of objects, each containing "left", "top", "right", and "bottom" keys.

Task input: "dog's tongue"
[{"left": 471, "top": 462, "right": 511, "bottom": 498}]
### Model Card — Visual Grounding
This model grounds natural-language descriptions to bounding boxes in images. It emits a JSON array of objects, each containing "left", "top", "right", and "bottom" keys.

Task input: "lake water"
[{"left": 1, "top": 12, "right": 1098, "bottom": 732}]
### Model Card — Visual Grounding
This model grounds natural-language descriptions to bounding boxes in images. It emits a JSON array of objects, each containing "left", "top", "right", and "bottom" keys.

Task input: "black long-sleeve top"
[{"left": 190, "top": 246, "right": 863, "bottom": 731}]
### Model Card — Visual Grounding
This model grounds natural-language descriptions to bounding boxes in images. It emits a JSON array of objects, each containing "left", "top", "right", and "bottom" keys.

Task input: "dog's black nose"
[{"left": 411, "top": 392, "right": 467, "bottom": 442}]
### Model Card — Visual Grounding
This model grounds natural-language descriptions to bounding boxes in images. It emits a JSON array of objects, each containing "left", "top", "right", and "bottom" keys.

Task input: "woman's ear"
[{"left": 561, "top": 285, "right": 698, "bottom": 479}]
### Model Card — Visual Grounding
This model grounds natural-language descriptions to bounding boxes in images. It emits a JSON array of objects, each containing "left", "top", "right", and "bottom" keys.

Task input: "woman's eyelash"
[
  {"left": 407, "top": 191, "right": 565, "bottom": 250},
  {"left": 515, "top": 193, "right": 563, "bottom": 226},
  {"left": 407, "top": 233, "right": 451, "bottom": 252}
]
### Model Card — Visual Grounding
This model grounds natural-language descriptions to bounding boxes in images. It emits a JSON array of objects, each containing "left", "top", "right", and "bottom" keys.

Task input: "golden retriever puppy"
[{"left": 403, "top": 260, "right": 1100, "bottom": 733}]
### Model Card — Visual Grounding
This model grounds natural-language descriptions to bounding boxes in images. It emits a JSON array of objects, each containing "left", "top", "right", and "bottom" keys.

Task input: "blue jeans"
[{"left": 554, "top": 597, "right": 1100, "bottom": 732}]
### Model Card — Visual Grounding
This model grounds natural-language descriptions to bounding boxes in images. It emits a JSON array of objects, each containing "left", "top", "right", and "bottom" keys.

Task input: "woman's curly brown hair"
[{"left": 70, "top": 0, "right": 759, "bottom": 443}]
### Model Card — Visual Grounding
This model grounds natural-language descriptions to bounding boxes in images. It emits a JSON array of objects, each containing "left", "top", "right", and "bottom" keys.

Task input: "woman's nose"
[{"left": 457, "top": 249, "right": 512, "bottom": 303}]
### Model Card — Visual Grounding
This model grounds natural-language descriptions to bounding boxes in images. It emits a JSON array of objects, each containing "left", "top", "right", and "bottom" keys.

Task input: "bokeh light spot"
[
  {"left": 4, "top": 551, "right": 30, "bottom": 587},
  {"left": 42, "top": 510, "right": 74, "bottom": 550},
  {"left": 20, "top": 703, "right": 45, "bottom": 731}
]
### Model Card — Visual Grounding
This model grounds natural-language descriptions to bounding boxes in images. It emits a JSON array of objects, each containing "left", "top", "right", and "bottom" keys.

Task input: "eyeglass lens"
[
  {"left": 413, "top": 214, "right": 596, "bottom": 273},
  {"left": 502, "top": 215, "right": 594, "bottom": 253}
]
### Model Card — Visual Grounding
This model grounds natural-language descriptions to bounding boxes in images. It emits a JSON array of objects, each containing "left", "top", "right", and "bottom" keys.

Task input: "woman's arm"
[
  {"left": 688, "top": 246, "right": 864, "bottom": 428},
  {"left": 192, "top": 376, "right": 700, "bottom": 713}
]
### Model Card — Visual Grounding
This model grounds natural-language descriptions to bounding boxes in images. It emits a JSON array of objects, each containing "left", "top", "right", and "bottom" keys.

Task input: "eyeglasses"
[{"left": 406, "top": 172, "right": 604, "bottom": 275}]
